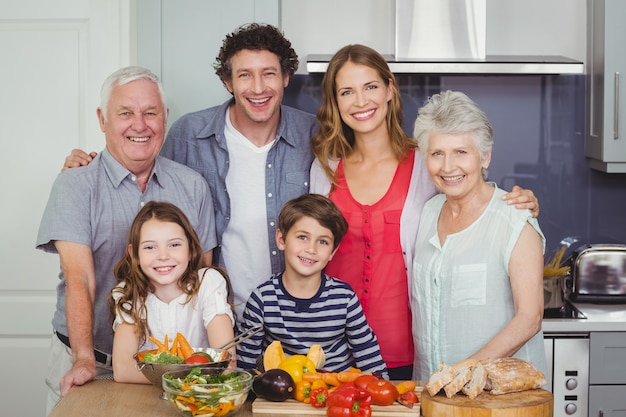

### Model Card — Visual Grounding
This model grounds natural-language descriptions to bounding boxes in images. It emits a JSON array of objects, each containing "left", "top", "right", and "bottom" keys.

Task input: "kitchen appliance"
[
  {"left": 568, "top": 244, "right": 626, "bottom": 303},
  {"left": 544, "top": 273, "right": 568, "bottom": 309},
  {"left": 544, "top": 334, "right": 590, "bottom": 417},
  {"left": 305, "top": 0, "right": 584, "bottom": 74},
  {"left": 543, "top": 300, "right": 587, "bottom": 320},
  {"left": 395, "top": 0, "right": 486, "bottom": 60},
  {"left": 543, "top": 237, "right": 587, "bottom": 318}
]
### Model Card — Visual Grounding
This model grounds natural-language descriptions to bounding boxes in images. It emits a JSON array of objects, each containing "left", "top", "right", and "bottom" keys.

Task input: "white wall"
[{"left": 0, "top": 1, "right": 133, "bottom": 415}]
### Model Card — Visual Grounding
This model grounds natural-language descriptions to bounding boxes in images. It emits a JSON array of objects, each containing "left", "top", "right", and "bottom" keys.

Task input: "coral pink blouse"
[{"left": 325, "top": 150, "right": 415, "bottom": 368}]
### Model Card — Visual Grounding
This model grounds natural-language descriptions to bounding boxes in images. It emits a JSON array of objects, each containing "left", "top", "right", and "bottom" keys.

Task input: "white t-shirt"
[
  {"left": 112, "top": 268, "right": 235, "bottom": 351},
  {"left": 221, "top": 109, "right": 274, "bottom": 321}
]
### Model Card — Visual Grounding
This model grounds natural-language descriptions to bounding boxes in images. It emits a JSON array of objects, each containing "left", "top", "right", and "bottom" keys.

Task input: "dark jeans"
[{"left": 387, "top": 365, "right": 413, "bottom": 381}]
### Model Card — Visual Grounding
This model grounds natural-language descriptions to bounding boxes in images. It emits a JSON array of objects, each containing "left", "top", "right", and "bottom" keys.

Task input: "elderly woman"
[{"left": 410, "top": 90, "right": 548, "bottom": 381}]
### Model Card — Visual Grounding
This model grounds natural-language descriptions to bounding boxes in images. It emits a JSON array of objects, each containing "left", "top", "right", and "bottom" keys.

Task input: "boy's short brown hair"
[{"left": 278, "top": 194, "right": 348, "bottom": 250}]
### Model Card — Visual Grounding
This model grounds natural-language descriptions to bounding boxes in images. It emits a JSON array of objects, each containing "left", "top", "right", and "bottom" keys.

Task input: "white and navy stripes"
[{"left": 236, "top": 273, "right": 388, "bottom": 377}]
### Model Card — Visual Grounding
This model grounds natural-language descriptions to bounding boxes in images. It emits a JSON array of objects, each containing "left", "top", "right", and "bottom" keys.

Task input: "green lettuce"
[{"left": 143, "top": 351, "right": 184, "bottom": 364}]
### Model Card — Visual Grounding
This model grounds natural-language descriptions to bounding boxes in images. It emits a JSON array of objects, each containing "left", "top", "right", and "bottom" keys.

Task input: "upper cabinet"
[{"left": 585, "top": 0, "right": 626, "bottom": 172}]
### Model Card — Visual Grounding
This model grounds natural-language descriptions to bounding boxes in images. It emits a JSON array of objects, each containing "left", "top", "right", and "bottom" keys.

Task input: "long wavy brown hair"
[
  {"left": 108, "top": 201, "right": 233, "bottom": 346},
  {"left": 311, "top": 44, "right": 416, "bottom": 184}
]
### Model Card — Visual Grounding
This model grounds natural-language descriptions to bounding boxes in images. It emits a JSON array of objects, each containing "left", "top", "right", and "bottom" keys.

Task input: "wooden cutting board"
[
  {"left": 253, "top": 397, "right": 420, "bottom": 416},
  {"left": 421, "top": 388, "right": 553, "bottom": 417}
]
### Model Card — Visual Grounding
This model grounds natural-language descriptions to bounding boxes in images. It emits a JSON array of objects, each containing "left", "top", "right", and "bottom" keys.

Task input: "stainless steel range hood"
[
  {"left": 306, "top": 0, "right": 583, "bottom": 75},
  {"left": 306, "top": 54, "right": 584, "bottom": 75}
]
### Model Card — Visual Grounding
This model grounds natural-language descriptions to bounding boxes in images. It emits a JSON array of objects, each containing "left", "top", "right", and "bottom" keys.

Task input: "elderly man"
[{"left": 37, "top": 66, "right": 216, "bottom": 414}]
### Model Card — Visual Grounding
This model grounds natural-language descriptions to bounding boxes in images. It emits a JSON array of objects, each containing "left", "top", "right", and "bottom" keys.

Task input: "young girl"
[{"left": 109, "top": 201, "right": 235, "bottom": 383}]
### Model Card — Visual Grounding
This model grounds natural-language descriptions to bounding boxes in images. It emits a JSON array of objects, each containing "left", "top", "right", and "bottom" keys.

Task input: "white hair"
[{"left": 99, "top": 66, "right": 166, "bottom": 121}]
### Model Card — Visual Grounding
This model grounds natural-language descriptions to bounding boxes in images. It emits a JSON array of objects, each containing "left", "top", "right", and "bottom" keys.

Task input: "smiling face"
[
  {"left": 335, "top": 61, "right": 393, "bottom": 138},
  {"left": 98, "top": 79, "right": 167, "bottom": 172},
  {"left": 276, "top": 216, "right": 338, "bottom": 281},
  {"left": 136, "top": 218, "right": 190, "bottom": 299},
  {"left": 224, "top": 49, "right": 288, "bottom": 127},
  {"left": 426, "top": 132, "right": 491, "bottom": 200}
]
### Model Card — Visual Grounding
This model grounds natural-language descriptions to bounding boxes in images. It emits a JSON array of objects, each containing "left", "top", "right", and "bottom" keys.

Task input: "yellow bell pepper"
[{"left": 278, "top": 355, "right": 316, "bottom": 383}]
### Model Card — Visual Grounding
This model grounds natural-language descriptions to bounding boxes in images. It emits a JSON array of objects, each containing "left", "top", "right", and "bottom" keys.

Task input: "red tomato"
[
  {"left": 184, "top": 353, "right": 211, "bottom": 364},
  {"left": 353, "top": 374, "right": 379, "bottom": 390},
  {"left": 366, "top": 379, "right": 399, "bottom": 406}
]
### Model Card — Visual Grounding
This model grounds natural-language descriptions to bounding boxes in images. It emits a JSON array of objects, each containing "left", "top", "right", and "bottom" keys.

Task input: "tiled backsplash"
[{"left": 284, "top": 73, "right": 626, "bottom": 255}]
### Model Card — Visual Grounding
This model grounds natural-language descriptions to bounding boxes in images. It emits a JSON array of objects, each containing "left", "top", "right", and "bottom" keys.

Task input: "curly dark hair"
[{"left": 214, "top": 23, "right": 299, "bottom": 86}]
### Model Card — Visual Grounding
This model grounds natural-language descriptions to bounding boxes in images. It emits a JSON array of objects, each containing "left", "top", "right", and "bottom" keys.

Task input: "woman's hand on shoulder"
[{"left": 502, "top": 185, "right": 540, "bottom": 218}]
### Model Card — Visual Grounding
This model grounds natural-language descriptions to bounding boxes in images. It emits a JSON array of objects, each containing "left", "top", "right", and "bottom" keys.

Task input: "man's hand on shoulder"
[{"left": 62, "top": 149, "right": 98, "bottom": 171}]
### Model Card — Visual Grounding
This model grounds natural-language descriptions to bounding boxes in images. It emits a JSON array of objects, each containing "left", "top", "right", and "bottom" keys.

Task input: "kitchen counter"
[
  {"left": 542, "top": 302, "right": 626, "bottom": 333},
  {"left": 48, "top": 379, "right": 258, "bottom": 417},
  {"left": 48, "top": 379, "right": 421, "bottom": 417}
]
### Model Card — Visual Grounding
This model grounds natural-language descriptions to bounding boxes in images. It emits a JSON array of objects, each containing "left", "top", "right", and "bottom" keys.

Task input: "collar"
[
  {"left": 196, "top": 98, "right": 296, "bottom": 148},
  {"left": 101, "top": 148, "right": 163, "bottom": 189}
]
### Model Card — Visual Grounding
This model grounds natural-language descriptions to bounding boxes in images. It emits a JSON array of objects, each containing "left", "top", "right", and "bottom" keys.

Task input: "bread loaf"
[
  {"left": 482, "top": 357, "right": 546, "bottom": 394},
  {"left": 425, "top": 357, "right": 545, "bottom": 398}
]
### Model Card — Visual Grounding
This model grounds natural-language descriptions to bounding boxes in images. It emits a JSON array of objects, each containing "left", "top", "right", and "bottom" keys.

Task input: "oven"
[{"left": 544, "top": 333, "right": 589, "bottom": 417}]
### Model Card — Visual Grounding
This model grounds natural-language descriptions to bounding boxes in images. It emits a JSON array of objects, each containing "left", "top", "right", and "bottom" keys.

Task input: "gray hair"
[
  {"left": 413, "top": 90, "right": 493, "bottom": 179},
  {"left": 99, "top": 66, "right": 166, "bottom": 121}
]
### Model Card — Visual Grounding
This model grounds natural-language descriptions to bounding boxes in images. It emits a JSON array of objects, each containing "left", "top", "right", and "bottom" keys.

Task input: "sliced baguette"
[
  {"left": 462, "top": 361, "right": 488, "bottom": 399},
  {"left": 443, "top": 364, "right": 473, "bottom": 398},
  {"left": 425, "top": 362, "right": 456, "bottom": 396}
]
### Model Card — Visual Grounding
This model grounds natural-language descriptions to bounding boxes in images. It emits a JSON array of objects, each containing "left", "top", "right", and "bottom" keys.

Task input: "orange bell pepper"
[
  {"left": 295, "top": 380, "right": 312, "bottom": 403},
  {"left": 395, "top": 380, "right": 416, "bottom": 395}
]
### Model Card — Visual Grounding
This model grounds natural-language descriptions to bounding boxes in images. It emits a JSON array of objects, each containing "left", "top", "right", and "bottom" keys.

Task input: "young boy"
[{"left": 236, "top": 194, "right": 388, "bottom": 376}]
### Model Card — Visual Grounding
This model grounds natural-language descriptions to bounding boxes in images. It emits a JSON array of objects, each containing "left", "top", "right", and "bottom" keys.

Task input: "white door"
[{"left": 0, "top": 1, "right": 132, "bottom": 415}]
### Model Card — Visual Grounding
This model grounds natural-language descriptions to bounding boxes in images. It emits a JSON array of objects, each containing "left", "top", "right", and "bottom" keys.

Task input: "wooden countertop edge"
[{"left": 48, "top": 379, "right": 425, "bottom": 417}]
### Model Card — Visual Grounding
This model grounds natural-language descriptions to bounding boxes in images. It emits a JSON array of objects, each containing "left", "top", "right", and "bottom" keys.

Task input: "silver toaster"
[{"left": 569, "top": 244, "right": 626, "bottom": 303}]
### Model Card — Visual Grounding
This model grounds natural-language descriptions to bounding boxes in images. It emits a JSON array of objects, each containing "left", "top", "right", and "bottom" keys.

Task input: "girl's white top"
[{"left": 113, "top": 267, "right": 234, "bottom": 350}]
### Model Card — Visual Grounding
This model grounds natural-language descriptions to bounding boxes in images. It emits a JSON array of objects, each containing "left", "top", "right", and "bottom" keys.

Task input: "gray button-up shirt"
[
  {"left": 36, "top": 148, "right": 216, "bottom": 354},
  {"left": 161, "top": 99, "right": 317, "bottom": 276}
]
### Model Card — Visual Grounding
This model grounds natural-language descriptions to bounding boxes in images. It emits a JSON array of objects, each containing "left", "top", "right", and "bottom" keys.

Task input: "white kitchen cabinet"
[
  {"left": 589, "top": 386, "right": 626, "bottom": 417},
  {"left": 589, "top": 332, "right": 626, "bottom": 384},
  {"left": 585, "top": 0, "right": 626, "bottom": 172}
]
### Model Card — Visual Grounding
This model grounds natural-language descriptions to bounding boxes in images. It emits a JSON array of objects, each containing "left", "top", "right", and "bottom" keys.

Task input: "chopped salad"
[{"left": 163, "top": 367, "right": 250, "bottom": 416}]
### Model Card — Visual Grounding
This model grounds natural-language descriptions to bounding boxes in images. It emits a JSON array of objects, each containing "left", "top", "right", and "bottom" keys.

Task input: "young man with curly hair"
[{"left": 160, "top": 24, "right": 317, "bottom": 320}]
